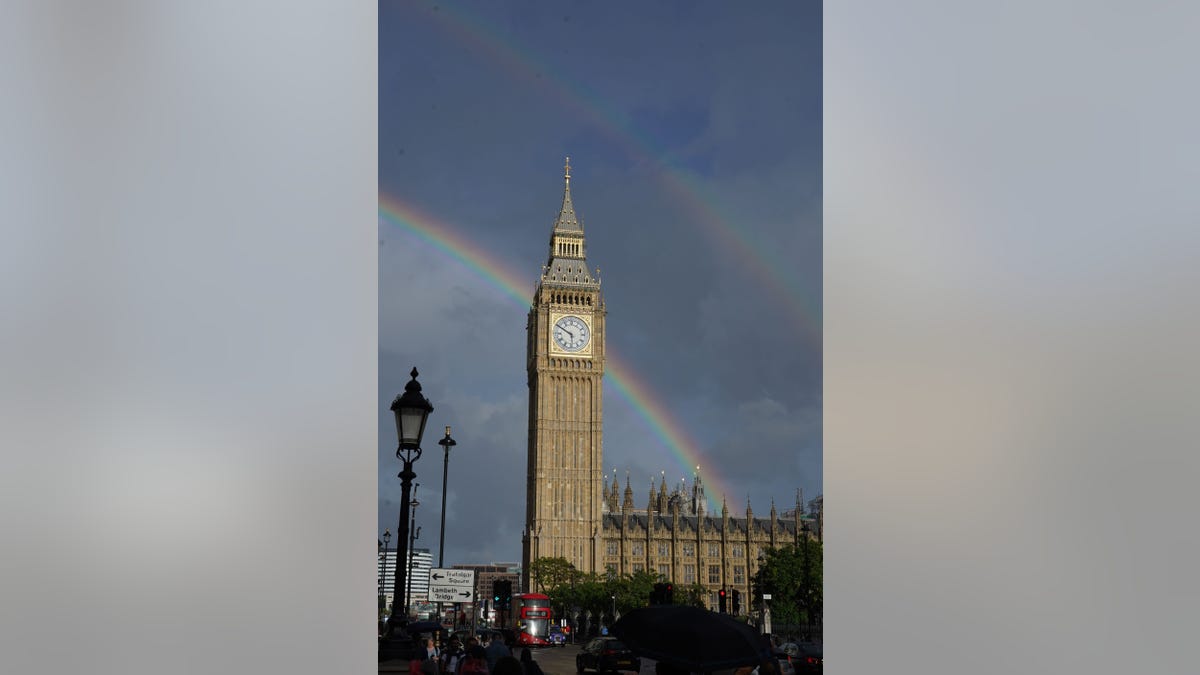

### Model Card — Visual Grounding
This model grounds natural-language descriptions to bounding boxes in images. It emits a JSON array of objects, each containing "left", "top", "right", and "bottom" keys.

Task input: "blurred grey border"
[
  {"left": 827, "top": 2, "right": 1199, "bottom": 674},
  {"left": 0, "top": 2, "right": 377, "bottom": 674},
  {"left": 3, "top": 2, "right": 1199, "bottom": 674}
]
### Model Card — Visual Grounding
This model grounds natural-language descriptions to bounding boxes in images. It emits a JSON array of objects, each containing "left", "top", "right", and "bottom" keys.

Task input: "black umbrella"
[
  {"left": 610, "top": 605, "right": 772, "bottom": 672},
  {"left": 405, "top": 620, "right": 444, "bottom": 634}
]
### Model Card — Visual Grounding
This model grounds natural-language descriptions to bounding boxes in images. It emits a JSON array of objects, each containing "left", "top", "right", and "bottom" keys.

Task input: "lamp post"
[
  {"left": 390, "top": 368, "right": 433, "bottom": 629},
  {"left": 437, "top": 426, "right": 456, "bottom": 629},
  {"left": 380, "top": 529, "right": 391, "bottom": 614},
  {"left": 406, "top": 486, "right": 420, "bottom": 617},
  {"left": 436, "top": 426, "right": 456, "bottom": 567}
]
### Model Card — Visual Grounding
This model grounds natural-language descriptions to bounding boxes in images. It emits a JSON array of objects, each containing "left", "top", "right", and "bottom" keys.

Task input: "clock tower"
[{"left": 523, "top": 158, "right": 606, "bottom": 588}]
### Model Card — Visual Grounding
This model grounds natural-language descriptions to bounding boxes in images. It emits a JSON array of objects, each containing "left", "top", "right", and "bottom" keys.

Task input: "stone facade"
[
  {"left": 523, "top": 158, "right": 607, "bottom": 582},
  {"left": 597, "top": 472, "right": 822, "bottom": 612},
  {"left": 521, "top": 161, "right": 821, "bottom": 613}
]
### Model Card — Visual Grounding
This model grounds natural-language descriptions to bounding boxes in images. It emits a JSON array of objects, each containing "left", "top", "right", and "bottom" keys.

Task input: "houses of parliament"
[{"left": 520, "top": 159, "right": 821, "bottom": 612}]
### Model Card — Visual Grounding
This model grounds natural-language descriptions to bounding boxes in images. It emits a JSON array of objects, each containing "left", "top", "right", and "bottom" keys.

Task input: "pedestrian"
[
  {"left": 420, "top": 652, "right": 441, "bottom": 675},
  {"left": 492, "top": 655, "right": 524, "bottom": 675},
  {"left": 517, "top": 648, "right": 544, "bottom": 675},
  {"left": 458, "top": 646, "right": 489, "bottom": 675},
  {"left": 484, "top": 631, "right": 510, "bottom": 672},
  {"left": 441, "top": 636, "right": 465, "bottom": 675},
  {"left": 425, "top": 636, "right": 441, "bottom": 662}
]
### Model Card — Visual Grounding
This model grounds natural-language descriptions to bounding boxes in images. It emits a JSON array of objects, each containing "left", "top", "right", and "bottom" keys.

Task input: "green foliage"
[
  {"left": 751, "top": 539, "right": 822, "bottom": 627},
  {"left": 534, "top": 560, "right": 682, "bottom": 620},
  {"left": 530, "top": 556, "right": 576, "bottom": 592},
  {"left": 682, "top": 582, "right": 708, "bottom": 607}
]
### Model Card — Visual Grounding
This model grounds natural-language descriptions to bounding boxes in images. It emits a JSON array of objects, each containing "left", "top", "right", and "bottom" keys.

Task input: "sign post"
[{"left": 428, "top": 568, "right": 476, "bottom": 606}]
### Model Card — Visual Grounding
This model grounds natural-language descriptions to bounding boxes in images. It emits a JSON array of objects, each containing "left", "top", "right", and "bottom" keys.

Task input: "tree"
[
  {"left": 530, "top": 556, "right": 576, "bottom": 592},
  {"left": 751, "top": 539, "right": 822, "bottom": 630},
  {"left": 682, "top": 582, "right": 708, "bottom": 608}
]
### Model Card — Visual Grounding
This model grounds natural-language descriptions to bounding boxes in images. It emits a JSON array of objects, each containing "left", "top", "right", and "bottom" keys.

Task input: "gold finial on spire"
[{"left": 564, "top": 156, "right": 571, "bottom": 181}]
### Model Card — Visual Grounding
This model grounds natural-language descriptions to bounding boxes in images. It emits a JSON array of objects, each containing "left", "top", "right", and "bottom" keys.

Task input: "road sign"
[{"left": 428, "top": 568, "right": 475, "bottom": 603}]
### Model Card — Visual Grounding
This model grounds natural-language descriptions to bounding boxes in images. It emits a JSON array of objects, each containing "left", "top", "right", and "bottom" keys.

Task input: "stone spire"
[
  {"left": 770, "top": 499, "right": 777, "bottom": 522},
  {"left": 554, "top": 156, "right": 582, "bottom": 233},
  {"left": 648, "top": 478, "right": 657, "bottom": 514},
  {"left": 623, "top": 472, "right": 634, "bottom": 512},
  {"left": 607, "top": 468, "right": 619, "bottom": 513},
  {"left": 692, "top": 466, "right": 707, "bottom": 518},
  {"left": 542, "top": 157, "right": 595, "bottom": 287},
  {"left": 657, "top": 472, "right": 668, "bottom": 513}
]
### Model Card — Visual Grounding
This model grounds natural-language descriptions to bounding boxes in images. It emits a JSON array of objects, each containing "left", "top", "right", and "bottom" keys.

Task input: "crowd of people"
[{"left": 405, "top": 632, "right": 546, "bottom": 675}]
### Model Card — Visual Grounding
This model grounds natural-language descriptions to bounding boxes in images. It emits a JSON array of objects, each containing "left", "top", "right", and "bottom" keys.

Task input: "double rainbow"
[
  {"left": 403, "top": 1, "right": 821, "bottom": 349},
  {"left": 381, "top": 194, "right": 728, "bottom": 507}
]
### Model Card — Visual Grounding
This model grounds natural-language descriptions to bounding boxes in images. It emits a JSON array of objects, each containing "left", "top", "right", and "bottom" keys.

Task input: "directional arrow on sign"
[{"left": 427, "top": 568, "right": 476, "bottom": 603}]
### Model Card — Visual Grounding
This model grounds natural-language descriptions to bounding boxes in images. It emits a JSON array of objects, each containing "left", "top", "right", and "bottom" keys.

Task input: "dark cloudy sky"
[{"left": 378, "top": 0, "right": 821, "bottom": 568}]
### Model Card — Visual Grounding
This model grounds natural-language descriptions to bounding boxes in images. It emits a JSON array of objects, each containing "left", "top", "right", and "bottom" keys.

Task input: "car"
[
  {"left": 547, "top": 624, "right": 567, "bottom": 647},
  {"left": 576, "top": 636, "right": 640, "bottom": 673},
  {"left": 777, "top": 643, "right": 821, "bottom": 673}
]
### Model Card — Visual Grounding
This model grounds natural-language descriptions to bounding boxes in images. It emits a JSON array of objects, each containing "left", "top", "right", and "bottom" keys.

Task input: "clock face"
[{"left": 553, "top": 315, "right": 590, "bottom": 352}]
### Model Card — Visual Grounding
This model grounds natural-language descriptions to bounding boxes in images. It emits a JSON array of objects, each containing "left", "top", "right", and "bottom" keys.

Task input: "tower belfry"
[{"left": 524, "top": 158, "right": 607, "bottom": 589}]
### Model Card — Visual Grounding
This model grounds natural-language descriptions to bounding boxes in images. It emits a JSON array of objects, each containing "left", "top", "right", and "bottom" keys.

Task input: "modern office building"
[{"left": 377, "top": 547, "right": 432, "bottom": 614}]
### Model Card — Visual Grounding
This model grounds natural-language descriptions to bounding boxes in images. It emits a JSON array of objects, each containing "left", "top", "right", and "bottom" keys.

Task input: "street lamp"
[
  {"left": 380, "top": 529, "right": 391, "bottom": 614},
  {"left": 390, "top": 367, "right": 433, "bottom": 629},
  {"left": 437, "top": 426, "right": 456, "bottom": 629},
  {"left": 436, "top": 426, "right": 456, "bottom": 567}
]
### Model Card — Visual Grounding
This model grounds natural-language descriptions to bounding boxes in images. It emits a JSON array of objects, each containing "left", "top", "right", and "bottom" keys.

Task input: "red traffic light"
[{"left": 719, "top": 589, "right": 726, "bottom": 596}]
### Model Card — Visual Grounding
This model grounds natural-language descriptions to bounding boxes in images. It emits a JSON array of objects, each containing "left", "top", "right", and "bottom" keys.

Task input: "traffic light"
[
  {"left": 732, "top": 589, "right": 740, "bottom": 614},
  {"left": 650, "top": 583, "right": 664, "bottom": 605},
  {"left": 492, "top": 579, "right": 502, "bottom": 603},
  {"left": 500, "top": 579, "right": 513, "bottom": 605},
  {"left": 718, "top": 588, "right": 727, "bottom": 614},
  {"left": 664, "top": 583, "right": 674, "bottom": 605}
]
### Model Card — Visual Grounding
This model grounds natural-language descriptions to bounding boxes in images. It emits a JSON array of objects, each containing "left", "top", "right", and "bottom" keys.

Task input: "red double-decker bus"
[{"left": 509, "top": 592, "right": 554, "bottom": 647}]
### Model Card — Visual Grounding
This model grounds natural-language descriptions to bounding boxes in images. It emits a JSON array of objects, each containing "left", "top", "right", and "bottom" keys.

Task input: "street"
[{"left": 526, "top": 643, "right": 580, "bottom": 675}]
